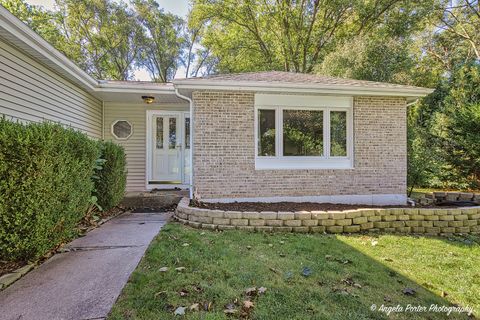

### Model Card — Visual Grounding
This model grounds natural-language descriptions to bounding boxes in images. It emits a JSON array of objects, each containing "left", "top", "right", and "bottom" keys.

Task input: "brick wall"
[{"left": 192, "top": 91, "right": 407, "bottom": 200}]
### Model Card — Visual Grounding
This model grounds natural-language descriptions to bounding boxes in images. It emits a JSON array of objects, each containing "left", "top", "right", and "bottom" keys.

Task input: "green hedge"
[
  {"left": 94, "top": 141, "right": 127, "bottom": 211},
  {"left": 0, "top": 119, "right": 99, "bottom": 261}
]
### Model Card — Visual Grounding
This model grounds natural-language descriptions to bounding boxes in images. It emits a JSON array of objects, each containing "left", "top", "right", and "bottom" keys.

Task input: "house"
[{"left": 0, "top": 6, "right": 433, "bottom": 205}]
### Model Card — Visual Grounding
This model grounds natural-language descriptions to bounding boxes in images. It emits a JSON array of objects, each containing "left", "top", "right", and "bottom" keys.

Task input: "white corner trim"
[{"left": 202, "top": 194, "right": 407, "bottom": 206}]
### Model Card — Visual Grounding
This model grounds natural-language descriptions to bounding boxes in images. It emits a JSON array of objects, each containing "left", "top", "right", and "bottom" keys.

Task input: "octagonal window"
[{"left": 112, "top": 120, "right": 133, "bottom": 140}]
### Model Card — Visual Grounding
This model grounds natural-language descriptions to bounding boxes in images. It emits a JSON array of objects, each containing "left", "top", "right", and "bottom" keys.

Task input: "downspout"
[
  {"left": 101, "top": 101, "right": 105, "bottom": 140},
  {"left": 174, "top": 88, "right": 194, "bottom": 199}
]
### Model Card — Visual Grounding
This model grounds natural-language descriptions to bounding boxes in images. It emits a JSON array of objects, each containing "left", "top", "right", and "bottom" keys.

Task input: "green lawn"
[{"left": 109, "top": 223, "right": 480, "bottom": 320}]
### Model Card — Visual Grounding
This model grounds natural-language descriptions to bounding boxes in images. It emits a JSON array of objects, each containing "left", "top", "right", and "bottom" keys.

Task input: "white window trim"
[
  {"left": 111, "top": 119, "right": 133, "bottom": 140},
  {"left": 254, "top": 94, "right": 354, "bottom": 170}
]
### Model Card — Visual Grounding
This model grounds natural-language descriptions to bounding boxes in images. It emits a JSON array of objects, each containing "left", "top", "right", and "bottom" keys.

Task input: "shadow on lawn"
[{"left": 109, "top": 224, "right": 476, "bottom": 320}]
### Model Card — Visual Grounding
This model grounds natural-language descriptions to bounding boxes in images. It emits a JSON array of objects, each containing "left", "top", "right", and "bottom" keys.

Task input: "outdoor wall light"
[{"left": 142, "top": 95, "right": 155, "bottom": 104}]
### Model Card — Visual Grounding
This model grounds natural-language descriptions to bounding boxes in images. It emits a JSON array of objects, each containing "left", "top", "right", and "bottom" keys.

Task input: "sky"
[{"left": 25, "top": 0, "right": 191, "bottom": 80}]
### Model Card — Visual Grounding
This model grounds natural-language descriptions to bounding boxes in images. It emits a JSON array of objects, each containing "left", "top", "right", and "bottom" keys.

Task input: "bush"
[
  {"left": 0, "top": 119, "right": 99, "bottom": 261},
  {"left": 94, "top": 141, "right": 127, "bottom": 211}
]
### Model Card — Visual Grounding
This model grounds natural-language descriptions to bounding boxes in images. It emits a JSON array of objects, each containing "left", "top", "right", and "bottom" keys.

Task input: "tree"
[
  {"left": 316, "top": 36, "right": 415, "bottom": 85},
  {"left": 134, "top": 0, "right": 185, "bottom": 82},
  {"left": 55, "top": 0, "right": 144, "bottom": 80},
  {"left": 190, "top": 0, "right": 436, "bottom": 74},
  {"left": 0, "top": 0, "right": 66, "bottom": 49}
]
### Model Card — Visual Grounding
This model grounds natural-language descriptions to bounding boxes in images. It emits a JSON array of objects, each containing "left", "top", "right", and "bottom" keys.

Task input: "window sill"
[{"left": 255, "top": 157, "right": 353, "bottom": 170}]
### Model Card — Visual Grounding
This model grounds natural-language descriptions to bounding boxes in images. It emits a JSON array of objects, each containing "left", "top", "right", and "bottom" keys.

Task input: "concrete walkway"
[{"left": 0, "top": 212, "right": 170, "bottom": 320}]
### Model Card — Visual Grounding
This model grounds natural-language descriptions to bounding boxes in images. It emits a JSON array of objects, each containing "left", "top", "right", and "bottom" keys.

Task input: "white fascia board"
[
  {"left": 0, "top": 6, "right": 97, "bottom": 91},
  {"left": 173, "top": 80, "right": 434, "bottom": 98},
  {"left": 94, "top": 84, "right": 176, "bottom": 94}
]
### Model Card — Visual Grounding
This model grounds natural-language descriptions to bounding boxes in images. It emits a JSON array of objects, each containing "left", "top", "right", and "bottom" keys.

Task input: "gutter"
[
  {"left": 173, "top": 80, "right": 435, "bottom": 98},
  {"left": 174, "top": 88, "right": 194, "bottom": 199}
]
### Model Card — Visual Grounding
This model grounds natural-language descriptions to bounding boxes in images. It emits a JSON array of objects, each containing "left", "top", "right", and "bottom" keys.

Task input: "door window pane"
[
  {"left": 156, "top": 117, "right": 163, "bottom": 149},
  {"left": 283, "top": 110, "right": 323, "bottom": 156},
  {"left": 169, "top": 118, "right": 176, "bottom": 149},
  {"left": 258, "top": 109, "right": 276, "bottom": 156},
  {"left": 330, "top": 111, "right": 347, "bottom": 156},
  {"left": 185, "top": 117, "right": 190, "bottom": 149}
]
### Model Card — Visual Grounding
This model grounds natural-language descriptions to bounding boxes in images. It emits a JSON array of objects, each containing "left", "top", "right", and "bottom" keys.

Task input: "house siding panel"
[
  {"left": 192, "top": 91, "right": 407, "bottom": 200},
  {"left": 103, "top": 103, "right": 188, "bottom": 192},
  {"left": 0, "top": 40, "right": 102, "bottom": 138}
]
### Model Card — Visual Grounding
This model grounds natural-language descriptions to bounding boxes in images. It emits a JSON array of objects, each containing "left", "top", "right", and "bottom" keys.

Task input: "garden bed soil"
[
  {"left": 190, "top": 200, "right": 415, "bottom": 212},
  {"left": 0, "top": 261, "right": 25, "bottom": 277}
]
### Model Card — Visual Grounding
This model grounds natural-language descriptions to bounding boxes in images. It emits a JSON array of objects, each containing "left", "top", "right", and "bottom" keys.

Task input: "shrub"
[
  {"left": 94, "top": 141, "right": 127, "bottom": 211},
  {"left": 0, "top": 119, "right": 99, "bottom": 261}
]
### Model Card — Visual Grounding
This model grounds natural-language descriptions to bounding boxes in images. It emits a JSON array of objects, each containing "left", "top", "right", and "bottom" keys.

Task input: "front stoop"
[
  {"left": 174, "top": 198, "right": 480, "bottom": 236},
  {"left": 122, "top": 190, "right": 188, "bottom": 209}
]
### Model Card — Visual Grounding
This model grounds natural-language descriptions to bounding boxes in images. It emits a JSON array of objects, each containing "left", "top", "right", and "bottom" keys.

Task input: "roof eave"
[
  {"left": 173, "top": 80, "right": 434, "bottom": 98},
  {"left": 95, "top": 82, "right": 176, "bottom": 94},
  {"left": 0, "top": 6, "right": 98, "bottom": 92}
]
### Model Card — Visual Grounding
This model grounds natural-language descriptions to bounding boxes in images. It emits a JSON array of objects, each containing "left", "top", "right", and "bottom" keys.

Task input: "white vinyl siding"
[
  {"left": 104, "top": 102, "right": 188, "bottom": 192},
  {"left": 0, "top": 40, "right": 102, "bottom": 138}
]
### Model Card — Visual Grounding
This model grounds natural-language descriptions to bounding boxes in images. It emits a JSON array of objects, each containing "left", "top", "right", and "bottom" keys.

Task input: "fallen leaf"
[
  {"left": 203, "top": 301, "right": 213, "bottom": 311},
  {"left": 269, "top": 267, "right": 279, "bottom": 273},
  {"left": 189, "top": 303, "right": 200, "bottom": 311},
  {"left": 384, "top": 295, "right": 392, "bottom": 302},
  {"left": 325, "top": 255, "right": 334, "bottom": 260},
  {"left": 402, "top": 287, "right": 416, "bottom": 296},
  {"left": 159, "top": 267, "right": 169, "bottom": 272},
  {"left": 441, "top": 291, "right": 448, "bottom": 297},
  {"left": 280, "top": 240, "right": 285, "bottom": 244},
  {"left": 302, "top": 267, "right": 312, "bottom": 277},
  {"left": 258, "top": 286, "right": 267, "bottom": 294},
  {"left": 182, "top": 243, "right": 190, "bottom": 247},
  {"left": 243, "top": 300, "right": 254, "bottom": 309},
  {"left": 154, "top": 290, "right": 167, "bottom": 298},
  {"left": 371, "top": 240, "right": 378, "bottom": 246},
  {"left": 224, "top": 309, "right": 237, "bottom": 315},
  {"left": 174, "top": 306, "right": 186, "bottom": 316},
  {"left": 279, "top": 253, "right": 286, "bottom": 257},
  {"left": 224, "top": 303, "right": 237, "bottom": 314},
  {"left": 268, "top": 244, "right": 273, "bottom": 248},
  {"left": 179, "top": 289, "right": 189, "bottom": 297},
  {"left": 245, "top": 287, "right": 257, "bottom": 296},
  {"left": 383, "top": 258, "right": 393, "bottom": 262},
  {"left": 246, "top": 245, "right": 252, "bottom": 250},
  {"left": 200, "top": 232, "right": 205, "bottom": 235},
  {"left": 175, "top": 267, "right": 186, "bottom": 272}
]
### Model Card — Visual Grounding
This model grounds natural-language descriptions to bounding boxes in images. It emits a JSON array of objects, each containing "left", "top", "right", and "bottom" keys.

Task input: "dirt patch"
[
  {"left": 190, "top": 200, "right": 415, "bottom": 212},
  {"left": 0, "top": 261, "right": 25, "bottom": 277}
]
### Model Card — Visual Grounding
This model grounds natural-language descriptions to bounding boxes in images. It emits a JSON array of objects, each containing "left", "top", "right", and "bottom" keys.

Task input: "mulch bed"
[
  {"left": 0, "top": 261, "right": 25, "bottom": 277},
  {"left": 190, "top": 200, "right": 414, "bottom": 212}
]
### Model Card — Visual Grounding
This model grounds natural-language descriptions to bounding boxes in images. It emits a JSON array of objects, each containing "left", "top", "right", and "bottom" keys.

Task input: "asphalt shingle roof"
[{"left": 188, "top": 71, "right": 427, "bottom": 90}]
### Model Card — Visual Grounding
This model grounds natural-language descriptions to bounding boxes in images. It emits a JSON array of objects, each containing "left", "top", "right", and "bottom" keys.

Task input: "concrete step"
[{"left": 121, "top": 189, "right": 188, "bottom": 210}]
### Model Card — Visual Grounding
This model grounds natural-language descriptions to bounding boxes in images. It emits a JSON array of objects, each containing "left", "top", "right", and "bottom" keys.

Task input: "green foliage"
[
  {"left": 94, "top": 141, "right": 127, "bottom": 211},
  {"left": 0, "top": 119, "right": 99, "bottom": 261},
  {"left": 190, "top": 0, "right": 436, "bottom": 74},
  {"left": 134, "top": 0, "right": 186, "bottom": 82},
  {"left": 316, "top": 36, "right": 415, "bottom": 85},
  {"left": 409, "top": 63, "right": 480, "bottom": 190}
]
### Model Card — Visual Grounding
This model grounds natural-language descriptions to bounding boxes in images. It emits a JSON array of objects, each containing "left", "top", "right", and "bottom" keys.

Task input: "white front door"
[{"left": 148, "top": 111, "right": 190, "bottom": 185}]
